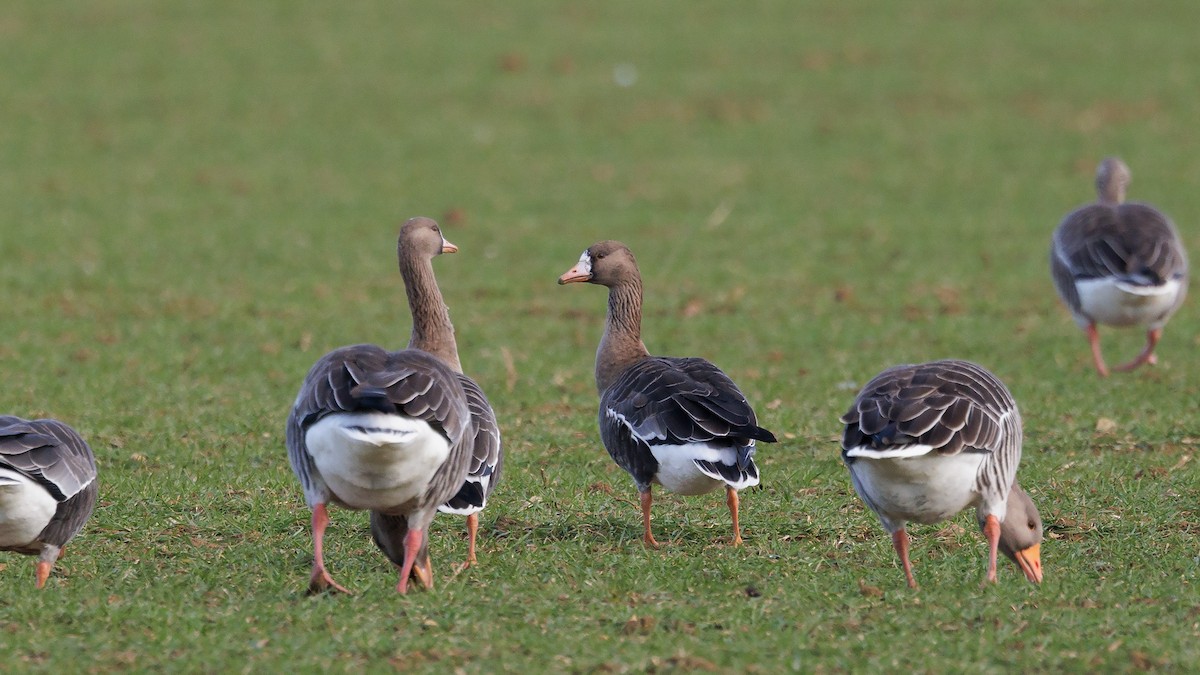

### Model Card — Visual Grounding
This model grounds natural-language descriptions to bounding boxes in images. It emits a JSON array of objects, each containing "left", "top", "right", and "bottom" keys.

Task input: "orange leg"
[
  {"left": 463, "top": 512, "right": 479, "bottom": 569},
  {"left": 34, "top": 545, "right": 68, "bottom": 589},
  {"left": 892, "top": 528, "right": 917, "bottom": 588},
  {"left": 1114, "top": 328, "right": 1161, "bottom": 372},
  {"left": 35, "top": 560, "right": 53, "bottom": 589},
  {"left": 639, "top": 489, "right": 660, "bottom": 548},
  {"left": 308, "top": 503, "right": 351, "bottom": 595},
  {"left": 726, "top": 486, "right": 743, "bottom": 546},
  {"left": 982, "top": 514, "right": 1001, "bottom": 584},
  {"left": 1086, "top": 324, "right": 1110, "bottom": 377},
  {"left": 396, "top": 527, "right": 428, "bottom": 594}
]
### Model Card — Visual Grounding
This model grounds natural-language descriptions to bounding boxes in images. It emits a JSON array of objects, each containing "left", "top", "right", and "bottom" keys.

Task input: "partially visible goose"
[
  {"left": 376, "top": 217, "right": 503, "bottom": 570},
  {"left": 286, "top": 219, "right": 472, "bottom": 595},
  {"left": 839, "top": 360, "right": 1042, "bottom": 588},
  {"left": 1050, "top": 157, "right": 1189, "bottom": 376},
  {"left": 1, "top": 415, "right": 98, "bottom": 588},
  {"left": 558, "top": 241, "right": 777, "bottom": 547},
  {"left": 432, "top": 376, "right": 502, "bottom": 568}
]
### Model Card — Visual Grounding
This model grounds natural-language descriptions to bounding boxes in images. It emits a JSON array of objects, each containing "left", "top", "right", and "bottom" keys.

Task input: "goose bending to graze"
[
  {"left": 558, "top": 241, "right": 776, "bottom": 547},
  {"left": 377, "top": 217, "right": 503, "bottom": 570},
  {"left": 1, "top": 416, "right": 98, "bottom": 588},
  {"left": 1051, "top": 157, "right": 1189, "bottom": 376},
  {"left": 839, "top": 360, "right": 1042, "bottom": 588},
  {"left": 286, "top": 219, "right": 472, "bottom": 595}
]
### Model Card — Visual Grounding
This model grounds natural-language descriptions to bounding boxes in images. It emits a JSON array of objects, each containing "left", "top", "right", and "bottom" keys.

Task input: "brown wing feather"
[{"left": 840, "top": 360, "right": 1016, "bottom": 459}]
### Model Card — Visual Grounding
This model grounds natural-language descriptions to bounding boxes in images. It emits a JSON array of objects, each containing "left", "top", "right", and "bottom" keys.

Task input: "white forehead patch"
[{"left": 576, "top": 250, "right": 592, "bottom": 274}]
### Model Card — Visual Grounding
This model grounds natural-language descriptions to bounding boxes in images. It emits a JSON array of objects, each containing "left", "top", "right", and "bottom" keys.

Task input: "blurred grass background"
[{"left": 1, "top": 1, "right": 1197, "bottom": 671}]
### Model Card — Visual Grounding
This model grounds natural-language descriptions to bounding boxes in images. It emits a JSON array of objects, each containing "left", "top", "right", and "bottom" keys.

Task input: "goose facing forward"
[
  {"left": 1050, "top": 157, "right": 1189, "bottom": 376},
  {"left": 839, "top": 360, "right": 1042, "bottom": 588},
  {"left": 0, "top": 416, "right": 98, "bottom": 588},
  {"left": 286, "top": 220, "right": 472, "bottom": 595},
  {"left": 377, "top": 217, "right": 503, "bottom": 571},
  {"left": 558, "top": 240, "right": 777, "bottom": 547}
]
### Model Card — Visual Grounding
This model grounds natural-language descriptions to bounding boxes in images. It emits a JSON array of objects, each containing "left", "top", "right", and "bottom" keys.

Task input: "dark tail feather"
[
  {"left": 695, "top": 458, "right": 759, "bottom": 490},
  {"left": 745, "top": 425, "right": 777, "bottom": 444},
  {"left": 442, "top": 480, "right": 485, "bottom": 512},
  {"left": 350, "top": 385, "right": 396, "bottom": 414}
]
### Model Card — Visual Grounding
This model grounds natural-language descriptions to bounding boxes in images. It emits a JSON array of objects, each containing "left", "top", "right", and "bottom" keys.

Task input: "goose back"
[
  {"left": 286, "top": 344, "right": 472, "bottom": 513},
  {"left": 600, "top": 356, "right": 775, "bottom": 491}
]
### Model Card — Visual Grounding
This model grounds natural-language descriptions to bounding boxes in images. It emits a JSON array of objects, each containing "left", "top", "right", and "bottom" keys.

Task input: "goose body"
[
  {"left": 1050, "top": 157, "right": 1189, "bottom": 375},
  {"left": 304, "top": 409, "right": 451, "bottom": 511},
  {"left": 286, "top": 218, "right": 473, "bottom": 595},
  {"left": 437, "top": 377, "right": 502, "bottom": 516},
  {"left": 845, "top": 451, "right": 988, "bottom": 527},
  {"left": 434, "top": 375, "right": 503, "bottom": 567},
  {"left": 0, "top": 416, "right": 98, "bottom": 588},
  {"left": 840, "top": 360, "right": 1042, "bottom": 587},
  {"left": 559, "top": 241, "right": 776, "bottom": 547},
  {"left": 600, "top": 357, "right": 766, "bottom": 500}
]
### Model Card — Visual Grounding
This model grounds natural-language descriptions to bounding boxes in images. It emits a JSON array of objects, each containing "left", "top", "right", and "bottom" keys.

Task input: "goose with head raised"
[
  {"left": 558, "top": 240, "right": 776, "bottom": 547},
  {"left": 1050, "top": 157, "right": 1189, "bottom": 376},
  {"left": 373, "top": 217, "right": 503, "bottom": 571}
]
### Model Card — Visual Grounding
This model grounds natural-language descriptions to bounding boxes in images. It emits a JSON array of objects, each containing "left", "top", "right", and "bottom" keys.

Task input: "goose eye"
[
  {"left": 595, "top": 252, "right": 605, "bottom": 259},
  {"left": 1027, "top": 520, "right": 1036, "bottom": 529}
]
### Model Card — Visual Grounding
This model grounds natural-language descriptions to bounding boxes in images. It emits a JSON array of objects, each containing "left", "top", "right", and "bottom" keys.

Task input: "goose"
[
  {"left": 286, "top": 219, "right": 473, "bottom": 595},
  {"left": 431, "top": 376, "right": 502, "bottom": 569},
  {"left": 1050, "top": 157, "right": 1189, "bottom": 376},
  {"left": 839, "top": 359, "right": 1043, "bottom": 588},
  {"left": 558, "top": 240, "right": 777, "bottom": 547},
  {"left": 1, "top": 415, "right": 98, "bottom": 588},
  {"left": 377, "top": 217, "right": 503, "bottom": 570}
]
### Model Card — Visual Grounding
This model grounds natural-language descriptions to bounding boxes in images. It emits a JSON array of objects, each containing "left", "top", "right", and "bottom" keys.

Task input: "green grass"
[{"left": 2, "top": 0, "right": 1198, "bottom": 671}]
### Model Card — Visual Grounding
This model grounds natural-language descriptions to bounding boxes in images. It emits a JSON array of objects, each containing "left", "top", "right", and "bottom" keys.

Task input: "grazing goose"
[
  {"left": 558, "top": 241, "right": 777, "bottom": 547},
  {"left": 1, "top": 416, "right": 98, "bottom": 588},
  {"left": 286, "top": 219, "right": 472, "bottom": 595},
  {"left": 381, "top": 217, "right": 503, "bottom": 570},
  {"left": 1050, "top": 157, "right": 1189, "bottom": 376},
  {"left": 839, "top": 360, "right": 1043, "bottom": 588}
]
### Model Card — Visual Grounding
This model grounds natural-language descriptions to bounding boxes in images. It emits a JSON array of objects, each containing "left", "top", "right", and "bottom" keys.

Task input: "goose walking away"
[
  {"left": 1050, "top": 157, "right": 1189, "bottom": 376},
  {"left": 286, "top": 219, "right": 472, "bottom": 595},
  {"left": 379, "top": 217, "right": 503, "bottom": 571},
  {"left": 1, "top": 416, "right": 98, "bottom": 588},
  {"left": 839, "top": 360, "right": 1042, "bottom": 588},
  {"left": 558, "top": 240, "right": 776, "bottom": 547}
]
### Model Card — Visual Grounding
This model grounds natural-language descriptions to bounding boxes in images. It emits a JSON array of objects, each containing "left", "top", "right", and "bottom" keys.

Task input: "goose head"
[
  {"left": 989, "top": 484, "right": 1044, "bottom": 584},
  {"left": 557, "top": 240, "right": 639, "bottom": 287},
  {"left": 398, "top": 216, "right": 457, "bottom": 259}
]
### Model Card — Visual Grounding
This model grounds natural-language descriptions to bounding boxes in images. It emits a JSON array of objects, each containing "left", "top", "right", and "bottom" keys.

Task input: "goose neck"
[
  {"left": 595, "top": 280, "right": 649, "bottom": 393},
  {"left": 401, "top": 252, "right": 462, "bottom": 373}
]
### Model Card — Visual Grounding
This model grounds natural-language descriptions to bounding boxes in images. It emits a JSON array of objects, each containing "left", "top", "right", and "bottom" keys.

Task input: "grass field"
[{"left": 2, "top": 1, "right": 1198, "bottom": 671}]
